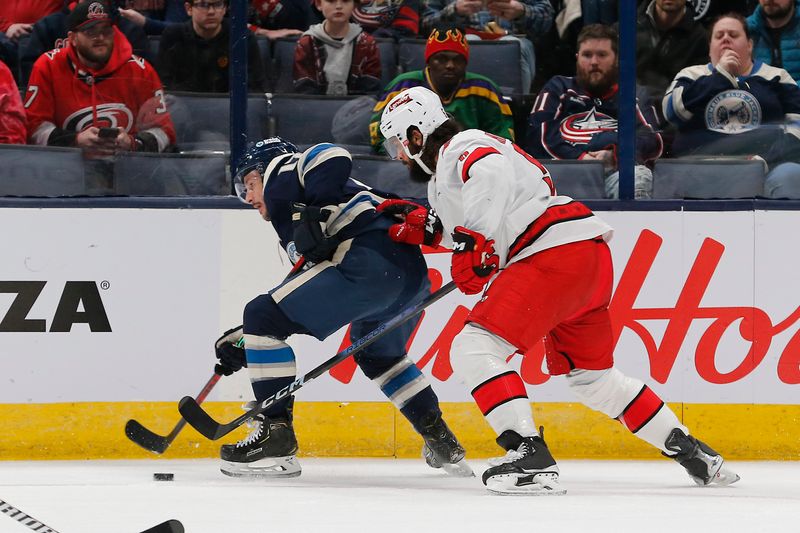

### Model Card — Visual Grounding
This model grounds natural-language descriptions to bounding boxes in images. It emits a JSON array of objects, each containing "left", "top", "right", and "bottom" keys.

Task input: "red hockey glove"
[
  {"left": 450, "top": 226, "right": 499, "bottom": 295},
  {"left": 376, "top": 199, "right": 443, "bottom": 247}
]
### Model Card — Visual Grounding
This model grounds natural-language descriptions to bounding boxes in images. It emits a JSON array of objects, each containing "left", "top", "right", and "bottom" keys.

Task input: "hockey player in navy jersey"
[
  {"left": 663, "top": 13, "right": 800, "bottom": 198},
  {"left": 213, "top": 137, "right": 472, "bottom": 479},
  {"left": 379, "top": 86, "right": 739, "bottom": 495}
]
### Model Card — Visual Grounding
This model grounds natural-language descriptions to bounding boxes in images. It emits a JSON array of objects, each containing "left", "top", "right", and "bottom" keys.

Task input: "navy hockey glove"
[
  {"left": 214, "top": 326, "right": 247, "bottom": 376},
  {"left": 376, "top": 199, "right": 443, "bottom": 247},
  {"left": 291, "top": 203, "right": 340, "bottom": 263},
  {"left": 450, "top": 226, "right": 499, "bottom": 295}
]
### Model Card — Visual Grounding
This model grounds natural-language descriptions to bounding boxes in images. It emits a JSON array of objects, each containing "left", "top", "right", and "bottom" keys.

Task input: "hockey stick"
[
  {"left": 179, "top": 280, "right": 458, "bottom": 440},
  {"left": 127, "top": 258, "right": 308, "bottom": 452},
  {"left": 125, "top": 371, "right": 222, "bottom": 454},
  {"left": 0, "top": 498, "right": 184, "bottom": 533}
]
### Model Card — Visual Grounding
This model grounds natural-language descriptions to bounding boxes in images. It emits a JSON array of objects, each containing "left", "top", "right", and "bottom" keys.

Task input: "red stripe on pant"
[
  {"left": 618, "top": 385, "right": 664, "bottom": 433},
  {"left": 471, "top": 371, "right": 528, "bottom": 416}
]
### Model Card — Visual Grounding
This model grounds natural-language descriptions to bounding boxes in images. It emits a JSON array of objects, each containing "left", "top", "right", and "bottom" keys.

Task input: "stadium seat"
[
  {"left": 0, "top": 145, "right": 86, "bottom": 196},
  {"left": 397, "top": 38, "right": 522, "bottom": 95},
  {"left": 375, "top": 37, "right": 398, "bottom": 88},
  {"left": 271, "top": 36, "right": 299, "bottom": 93},
  {"left": 167, "top": 92, "right": 269, "bottom": 151},
  {"left": 351, "top": 154, "right": 424, "bottom": 198},
  {"left": 653, "top": 158, "right": 766, "bottom": 199},
  {"left": 113, "top": 152, "right": 229, "bottom": 196},
  {"left": 256, "top": 36, "right": 270, "bottom": 85},
  {"left": 267, "top": 94, "right": 371, "bottom": 147},
  {"left": 542, "top": 160, "right": 606, "bottom": 199}
]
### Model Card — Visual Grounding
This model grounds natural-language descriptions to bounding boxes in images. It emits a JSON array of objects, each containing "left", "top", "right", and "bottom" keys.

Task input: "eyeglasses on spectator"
[{"left": 192, "top": 1, "right": 226, "bottom": 10}]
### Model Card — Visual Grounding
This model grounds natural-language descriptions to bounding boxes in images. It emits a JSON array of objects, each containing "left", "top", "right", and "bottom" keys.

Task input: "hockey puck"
[{"left": 153, "top": 473, "right": 174, "bottom": 481}]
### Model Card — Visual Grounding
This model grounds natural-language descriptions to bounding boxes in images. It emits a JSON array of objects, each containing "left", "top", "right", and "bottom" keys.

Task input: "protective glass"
[{"left": 383, "top": 136, "right": 405, "bottom": 160}]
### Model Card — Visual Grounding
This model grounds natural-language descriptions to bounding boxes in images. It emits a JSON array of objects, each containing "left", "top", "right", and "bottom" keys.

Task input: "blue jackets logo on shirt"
[
  {"left": 704, "top": 90, "right": 762, "bottom": 134},
  {"left": 560, "top": 107, "right": 618, "bottom": 145}
]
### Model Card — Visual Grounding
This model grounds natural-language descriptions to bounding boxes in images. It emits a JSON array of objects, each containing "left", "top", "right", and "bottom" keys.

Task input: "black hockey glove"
[
  {"left": 214, "top": 326, "right": 247, "bottom": 376},
  {"left": 291, "top": 203, "right": 341, "bottom": 263}
]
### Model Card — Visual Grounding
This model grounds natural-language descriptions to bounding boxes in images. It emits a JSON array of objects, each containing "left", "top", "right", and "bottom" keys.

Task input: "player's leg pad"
[
  {"left": 419, "top": 413, "right": 474, "bottom": 478},
  {"left": 482, "top": 430, "right": 566, "bottom": 496},
  {"left": 663, "top": 428, "right": 740, "bottom": 487},
  {"left": 219, "top": 413, "right": 301, "bottom": 479}
]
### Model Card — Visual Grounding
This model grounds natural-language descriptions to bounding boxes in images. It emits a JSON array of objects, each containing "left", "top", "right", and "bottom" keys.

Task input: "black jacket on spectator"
[
  {"left": 158, "top": 19, "right": 265, "bottom": 93},
  {"left": 19, "top": 8, "right": 147, "bottom": 87},
  {"left": 636, "top": 1, "right": 708, "bottom": 106}
]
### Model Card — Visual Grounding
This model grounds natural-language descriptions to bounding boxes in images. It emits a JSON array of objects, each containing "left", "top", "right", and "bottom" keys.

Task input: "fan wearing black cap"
[{"left": 24, "top": 0, "right": 175, "bottom": 156}]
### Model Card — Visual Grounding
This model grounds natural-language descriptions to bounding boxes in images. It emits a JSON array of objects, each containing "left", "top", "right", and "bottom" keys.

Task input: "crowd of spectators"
[{"left": 1, "top": 0, "right": 799, "bottom": 198}]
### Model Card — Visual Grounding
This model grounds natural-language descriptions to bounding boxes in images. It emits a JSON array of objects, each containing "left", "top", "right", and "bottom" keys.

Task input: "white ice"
[{"left": 1, "top": 458, "right": 798, "bottom": 533}]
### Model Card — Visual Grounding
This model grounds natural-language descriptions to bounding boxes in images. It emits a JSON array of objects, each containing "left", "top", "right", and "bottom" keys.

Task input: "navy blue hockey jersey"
[
  {"left": 524, "top": 77, "right": 663, "bottom": 164},
  {"left": 663, "top": 61, "right": 800, "bottom": 163},
  {"left": 264, "top": 143, "right": 394, "bottom": 262}
]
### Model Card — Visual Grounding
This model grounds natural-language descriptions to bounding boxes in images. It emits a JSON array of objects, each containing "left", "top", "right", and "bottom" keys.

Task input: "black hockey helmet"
[{"left": 234, "top": 137, "right": 299, "bottom": 201}]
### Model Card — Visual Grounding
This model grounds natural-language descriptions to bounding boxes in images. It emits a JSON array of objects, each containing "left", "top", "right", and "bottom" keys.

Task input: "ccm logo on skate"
[{"left": 0, "top": 281, "right": 112, "bottom": 332}]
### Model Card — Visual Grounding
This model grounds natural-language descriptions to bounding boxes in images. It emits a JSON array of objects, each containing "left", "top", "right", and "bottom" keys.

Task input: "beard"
[
  {"left": 763, "top": 2, "right": 794, "bottom": 20},
  {"left": 577, "top": 64, "right": 618, "bottom": 96},
  {"left": 78, "top": 43, "right": 112, "bottom": 66},
  {"left": 407, "top": 157, "right": 433, "bottom": 183}
]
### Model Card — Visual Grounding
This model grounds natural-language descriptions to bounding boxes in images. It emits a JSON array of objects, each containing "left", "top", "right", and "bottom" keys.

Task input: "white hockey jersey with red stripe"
[{"left": 431, "top": 129, "right": 613, "bottom": 268}]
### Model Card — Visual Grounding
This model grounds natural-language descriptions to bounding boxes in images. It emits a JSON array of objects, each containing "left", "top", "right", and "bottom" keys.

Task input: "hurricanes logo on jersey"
[
  {"left": 63, "top": 103, "right": 134, "bottom": 132},
  {"left": 559, "top": 107, "right": 617, "bottom": 145},
  {"left": 704, "top": 90, "right": 762, "bottom": 134}
]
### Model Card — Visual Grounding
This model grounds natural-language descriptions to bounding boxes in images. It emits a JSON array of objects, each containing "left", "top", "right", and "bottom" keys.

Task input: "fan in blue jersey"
[
  {"left": 663, "top": 13, "right": 800, "bottom": 198},
  {"left": 213, "top": 137, "right": 473, "bottom": 479}
]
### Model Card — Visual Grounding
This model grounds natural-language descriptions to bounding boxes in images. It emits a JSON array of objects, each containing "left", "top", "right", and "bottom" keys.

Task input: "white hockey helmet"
[{"left": 379, "top": 87, "right": 449, "bottom": 171}]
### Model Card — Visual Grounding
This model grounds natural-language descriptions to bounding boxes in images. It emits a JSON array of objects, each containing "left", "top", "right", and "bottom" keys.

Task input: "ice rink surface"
[{"left": 1, "top": 458, "right": 798, "bottom": 533}]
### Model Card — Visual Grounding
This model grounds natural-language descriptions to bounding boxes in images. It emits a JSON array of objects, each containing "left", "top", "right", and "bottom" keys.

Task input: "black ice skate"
[
  {"left": 220, "top": 404, "right": 300, "bottom": 478},
  {"left": 481, "top": 429, "right": 566, "bottom": 496},
  {"left": 663, "top": 428, "right": 740, "bottom": 486},
  {"left": 419, "top": 413, "right": 474, "bottom": 477}
]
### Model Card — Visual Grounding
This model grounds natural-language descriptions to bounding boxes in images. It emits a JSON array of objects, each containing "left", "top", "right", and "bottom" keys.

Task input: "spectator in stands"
[
  {"left": 525, "top": 24, "right": 663, "bottom": 199},
  {"left": 294, "top": 0, "right": 381, "bottom": 95},
  {"left": 636, "top": 0, "right": 708, "bottom": 106},
  {"left": 421, "top": 0, "right": 553, "bottom": 93},
  {"left": 663, "top": 13, "right": 800, "bottom": 198},
  {"left": 249, "top": 0, "right": 309, "bottom": 40},
  {"left": 25, "top": 1, "right": 175, "bottom": 156},
  {"left": 0, "top": 1, "right": 63, "bottom": 42},
  {"left": 369, "top": 27, "right": 514, "bottom": 150},
  {"left": 158, "top": 0, "right": 265, "bottom": 92},
  {"left": 20, "top": 0, "right": 148, "bottom": 87},
  {"left": 686, "top": 0, "right": 758, "bottom": 26},
  {"left": 0, "top": 60, "right": 26, "bottom": 144},
  {"left": 118, "top": 0, "right": 189, "bottom": 35},
  {"left": 354, "top": 0, "right": 420, "bottom": 40},
  {"left": 0, "top": 0, "right": 63, "bottom": 75},
  {"left": 119, "top": 0, "right": 188, "bottom": 35},
  {"left": 747, "top": 0, "right": 800, "bottom": 83}
]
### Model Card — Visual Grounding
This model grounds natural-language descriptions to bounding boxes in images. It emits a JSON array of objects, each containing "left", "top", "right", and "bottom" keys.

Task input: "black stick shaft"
[{"left": 179, "top": 281, "right": 457, "bottom": 440}]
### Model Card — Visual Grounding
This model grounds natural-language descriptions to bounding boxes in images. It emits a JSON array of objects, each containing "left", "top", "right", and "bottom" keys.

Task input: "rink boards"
[{"left": 1, "top": 207, "right": 799, "bottom": 460}]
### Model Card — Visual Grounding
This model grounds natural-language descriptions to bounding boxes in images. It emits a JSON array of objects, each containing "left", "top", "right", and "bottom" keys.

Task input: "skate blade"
[
  {"left": 440, "top": 458, "right": 475, "bottom": 478},
  {"left": 707, "top": 464, "right": 740, "bottom": 487},
  {"left": 485, "top": 472, "right": 567, "bottom": 496},
  {"left": 220, "top": 456, "right": 301, "bottom": 479}
]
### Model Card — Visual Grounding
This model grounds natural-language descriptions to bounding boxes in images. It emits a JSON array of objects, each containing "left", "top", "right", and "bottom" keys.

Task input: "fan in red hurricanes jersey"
[
  {"left": 24, "top": 0, "right": 175, "bottom": 156},
  {"left": 379, "top": 85, "right": 740, "bottom": 496}
]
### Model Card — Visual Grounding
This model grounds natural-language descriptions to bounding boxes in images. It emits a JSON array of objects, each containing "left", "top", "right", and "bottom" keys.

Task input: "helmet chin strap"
[{"left": 411, "top": 152, "right": 435, "bottom": 175}]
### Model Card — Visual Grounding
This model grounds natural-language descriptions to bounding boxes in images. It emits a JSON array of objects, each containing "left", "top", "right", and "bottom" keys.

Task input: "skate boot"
[
  {"left": 419, "top": 413, "right": 474, "bottom": 477},
  {"left": 220, "top": 401, "right": 300, "bottom": 478},
  {"left": 482, "top": 428, "right": 566, "bottom": 496},
  {"left": 663, "top": 428, "right": 740, "bottom": 486}
]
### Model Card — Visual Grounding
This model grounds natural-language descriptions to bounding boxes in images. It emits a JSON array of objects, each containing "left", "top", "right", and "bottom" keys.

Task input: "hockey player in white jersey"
[{"left": 379, "top": 86, "right": 740, "bottom": 495}]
